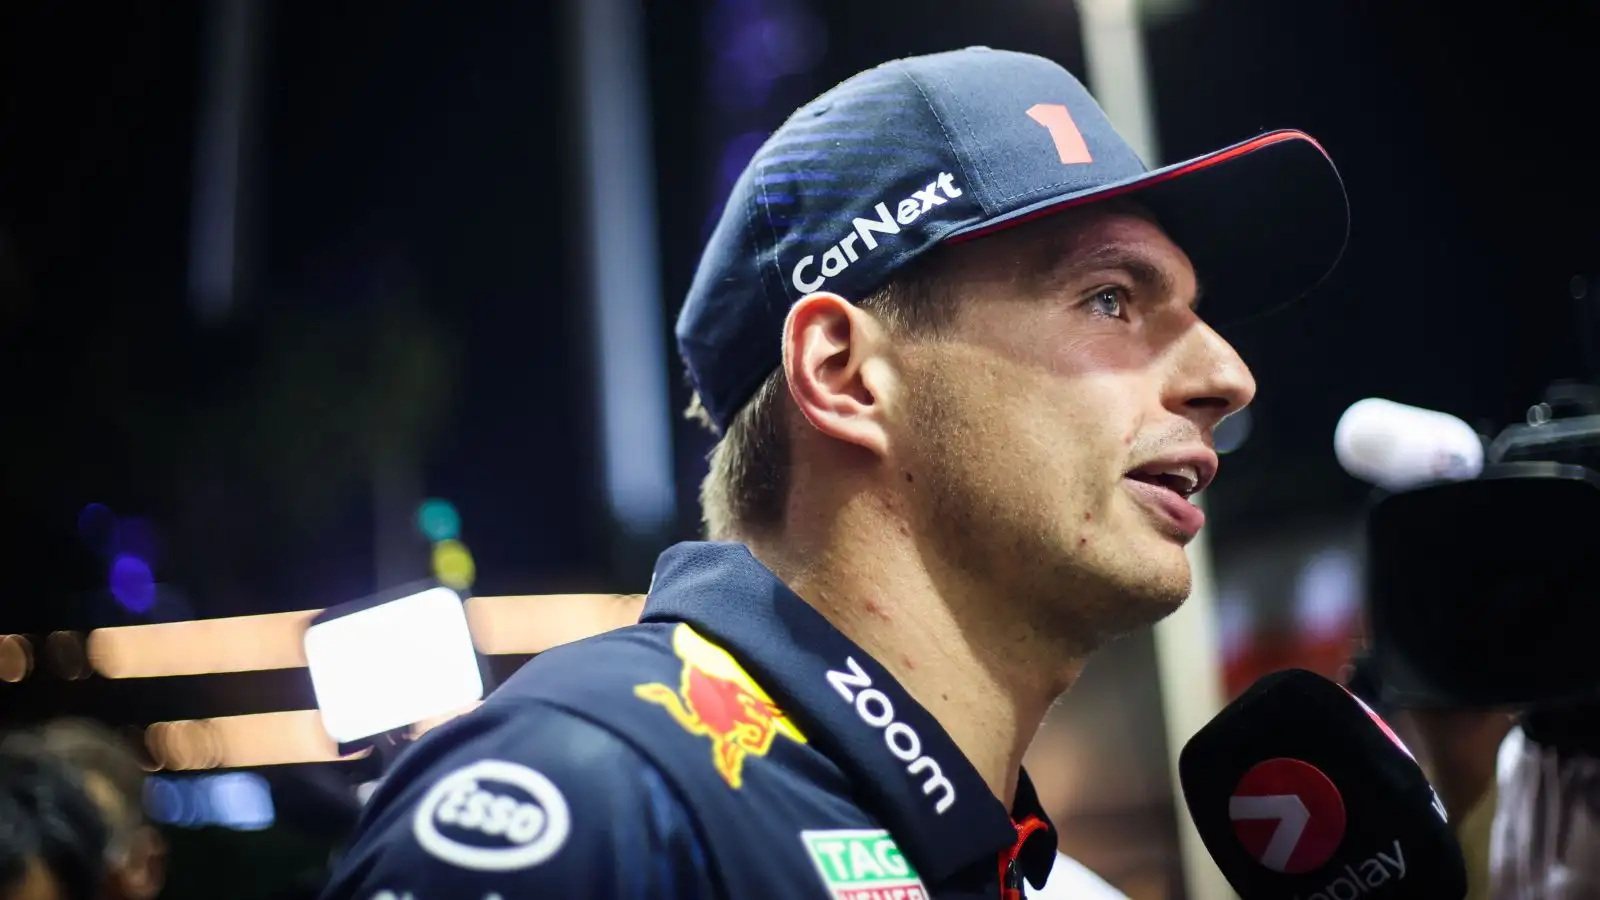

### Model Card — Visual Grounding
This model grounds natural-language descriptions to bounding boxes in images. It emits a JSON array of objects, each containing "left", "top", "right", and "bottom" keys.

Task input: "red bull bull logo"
[{"left": 635, "top": 624, "right": 807, "bottom": 788}]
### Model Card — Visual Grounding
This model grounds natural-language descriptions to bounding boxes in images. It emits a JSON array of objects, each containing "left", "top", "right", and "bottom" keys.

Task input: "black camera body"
[{"left": 1366, "top": 381, "right": 1600, "bottom": 710}]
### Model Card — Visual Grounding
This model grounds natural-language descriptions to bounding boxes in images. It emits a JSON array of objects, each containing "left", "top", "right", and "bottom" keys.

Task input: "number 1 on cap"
[{"left": 1027, "top": 103, "right": 1094, "bottom": 165}]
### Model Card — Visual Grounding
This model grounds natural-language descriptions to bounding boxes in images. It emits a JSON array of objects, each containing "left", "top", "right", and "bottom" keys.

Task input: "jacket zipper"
[{"left": 997, "top": 814, "right": 1049, "bottom": 900}]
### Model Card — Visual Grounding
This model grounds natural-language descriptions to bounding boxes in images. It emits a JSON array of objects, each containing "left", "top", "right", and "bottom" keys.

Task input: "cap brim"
[{"left": 945, "top": 130, "right": 1350, "bottom": 325}]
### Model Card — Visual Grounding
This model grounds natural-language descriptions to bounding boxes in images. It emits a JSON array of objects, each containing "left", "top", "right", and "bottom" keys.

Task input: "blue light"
[
  {"left": 208, "top": 772, "right": 275, "bottom": 831},
  {"left": 144, "top": 773, "right": 275, "bottom": 831},
  {"left": 1216, "top": 407, "right": 1253, "bottom": 455},
  {"left": 416, "top": 499, "right": 461, "bottom": 542},
  {"left": 144, "top": 777, "right": 187, "bottom": 826},
  {"left": 109, "top": 554, "right": 156, "bottom": 614}
]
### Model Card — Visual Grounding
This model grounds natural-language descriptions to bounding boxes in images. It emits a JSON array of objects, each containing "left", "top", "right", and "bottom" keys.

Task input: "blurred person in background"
[
  {"left": 1, "top": 721, "right": 166, "bottom": 900},
  {"left": 1345, "top": 652, "right": 1509, "bottom": 900},
  {"left": 1348, "top": 666, "right": 1600, "bottom": 897},
  {"left": 322, "top": 47, "right": 1346, "bottom": 899},
  {"left": 1487, "top": 703, "right": 1600, "bottom": 898},
  {"left": 0, "top": 745, "right": 109, "bottom": 900},
  {"left": 1395, "top": 708, "right": 1507, "bottom": 900}
]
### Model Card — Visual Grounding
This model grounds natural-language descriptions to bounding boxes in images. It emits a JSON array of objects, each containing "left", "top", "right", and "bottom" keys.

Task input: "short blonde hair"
[{"left": 687, "top": 261, "right": 954, "bottom": 541}]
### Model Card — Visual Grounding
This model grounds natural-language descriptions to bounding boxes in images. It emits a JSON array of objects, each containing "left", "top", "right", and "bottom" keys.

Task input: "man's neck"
[{"left": 747, "top": 496, "right": 1083, "bottom": 808}]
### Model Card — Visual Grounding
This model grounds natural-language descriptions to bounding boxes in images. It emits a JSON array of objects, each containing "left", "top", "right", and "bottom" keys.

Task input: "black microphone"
[{"left": 1179, "top": 669, "right": 1466, "bottom": 899}]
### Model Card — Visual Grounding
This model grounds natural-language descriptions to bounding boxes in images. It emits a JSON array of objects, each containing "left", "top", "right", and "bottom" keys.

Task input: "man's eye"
[{"left": 1087, "top": 286, "right": 1129, "bottom": 319}]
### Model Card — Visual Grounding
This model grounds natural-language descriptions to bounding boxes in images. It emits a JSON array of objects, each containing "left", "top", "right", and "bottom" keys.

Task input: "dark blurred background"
[{"left": 2, "top": 1, "right": 1596, "bottom": 897}]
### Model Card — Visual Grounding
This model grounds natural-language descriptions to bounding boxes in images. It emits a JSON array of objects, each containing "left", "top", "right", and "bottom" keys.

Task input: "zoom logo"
[
  {"left": 412, "top": 760, "right": 570, "bottom": 872},
  {"left": 1229, "top": 758, "right": 1347, "bottom": 874}
]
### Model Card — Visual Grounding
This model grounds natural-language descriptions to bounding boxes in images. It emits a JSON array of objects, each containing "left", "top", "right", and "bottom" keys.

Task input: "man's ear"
[{"left": 781, "top": 292, "right": 894, "bottom": 457}]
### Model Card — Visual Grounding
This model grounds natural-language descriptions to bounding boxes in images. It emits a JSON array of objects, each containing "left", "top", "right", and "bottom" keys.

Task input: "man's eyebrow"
[{"left": 1041, "top": 243, "right": 1205, "bottom": 310}]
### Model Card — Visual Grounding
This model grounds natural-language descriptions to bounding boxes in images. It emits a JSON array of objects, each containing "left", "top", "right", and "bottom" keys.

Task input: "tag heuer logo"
[{"left": 800, "top": 829, "right": 928, "bottom": 900}]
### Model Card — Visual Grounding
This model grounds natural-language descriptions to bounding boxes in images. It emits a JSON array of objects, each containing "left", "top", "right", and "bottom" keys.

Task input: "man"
[
  {"left": 0, "top": 745, "right": 109, "bottom": 900},
  {"left": 1, "top": 721, "right": 167, "bottom": 900},
  {"left": 1346, "top": 655, "right": 1508, "bottom": 900},
  {"left": 320, "top": 46, "right": 1347, "bottom": 899},
  {"left": 1489, "top": 707, "right": 1600, "bottom": 897}
]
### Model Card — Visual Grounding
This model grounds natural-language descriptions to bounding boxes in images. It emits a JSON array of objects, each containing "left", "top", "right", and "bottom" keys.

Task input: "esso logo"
[
  {"left": 411, "top": 760, "right": 570, "bottom": 871},
  {"left": 436, "top": 783, "right": 545, "bottom": 841}
]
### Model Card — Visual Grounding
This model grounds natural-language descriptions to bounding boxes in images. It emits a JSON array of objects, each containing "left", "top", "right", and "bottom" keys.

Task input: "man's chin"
[
  {"left": 1123, "top": 543, "right": 1193, "bottom": 617},
  {"left": 1146, "top": 583, "right": 1190, "bottom": 623},
  {"left": 1064, "top": 549, "right": 1190, "bottom": 645},
  {"left": 1068, "top": 582, "right": 1187, "bottom": 651}
]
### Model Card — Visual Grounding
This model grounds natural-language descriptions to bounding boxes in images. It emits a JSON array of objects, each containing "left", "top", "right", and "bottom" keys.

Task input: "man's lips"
[
  {"left": 1123, "top": 450, "right": 1218, "bottom": 498},
  {"left": 1121, "top": 449, "right": 1217, "bottom": 540},
  {"left": 1122, "top": 476, "right": 1207, "bottom": 540}
]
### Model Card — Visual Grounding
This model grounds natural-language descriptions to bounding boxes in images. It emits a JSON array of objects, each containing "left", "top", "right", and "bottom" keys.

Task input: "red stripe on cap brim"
[{"left": 945, "top": 129, "right": 1329, "bottom": 245}]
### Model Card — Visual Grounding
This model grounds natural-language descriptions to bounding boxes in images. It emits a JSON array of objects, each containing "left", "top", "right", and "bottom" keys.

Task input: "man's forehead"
[
  {"left": 945, "top": 203, "right": 1196, "bottom": 290},
  {"left": 1023, "top": 205, "right": 1182, "bottom": 267}
]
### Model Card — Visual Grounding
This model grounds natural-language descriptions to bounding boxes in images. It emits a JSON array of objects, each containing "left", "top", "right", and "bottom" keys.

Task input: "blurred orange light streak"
[
  {"left": 88, "top": 610, "right": 321, "bottom": 679},
  {"left": 148, "top": 710, "right": 370, "bottom": 770},
  {"left": 464, "top": 593, "right": 644, "bottom": 655},
  {"left": 148, "top": 703, "right": 485, "bottom": 770},
  {"left": 86, "top": 594, "right": 646, "bottom": 679},
  {"left": 0, "top": 635, "right": 34, "bottom": 683}
]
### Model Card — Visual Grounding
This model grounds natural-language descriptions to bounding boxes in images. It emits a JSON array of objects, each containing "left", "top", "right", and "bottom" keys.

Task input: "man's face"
[{"left": 890, "top": 206, "right": 1255, "bottom": 652}]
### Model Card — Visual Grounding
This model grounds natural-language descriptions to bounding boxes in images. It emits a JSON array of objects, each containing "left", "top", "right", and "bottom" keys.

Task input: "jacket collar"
[{"left": 641, "top": 541, "right": 1057, "bottom": 888}]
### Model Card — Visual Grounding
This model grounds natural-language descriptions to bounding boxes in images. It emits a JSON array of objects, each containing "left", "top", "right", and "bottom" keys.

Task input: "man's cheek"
[{"left": 1049, "top": 331, "right": 1157, "bottom": 376}]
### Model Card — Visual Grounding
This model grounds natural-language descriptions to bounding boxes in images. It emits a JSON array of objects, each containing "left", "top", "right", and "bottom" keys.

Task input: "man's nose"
[{"left": 1166, "top": 321, "right": 1257, "bottom": 427}]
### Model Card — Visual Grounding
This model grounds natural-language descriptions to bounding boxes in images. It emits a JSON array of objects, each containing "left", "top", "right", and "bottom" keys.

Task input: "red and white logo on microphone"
[{"left": 1229, "top": 758, "right": 1347, "bottom": 874}]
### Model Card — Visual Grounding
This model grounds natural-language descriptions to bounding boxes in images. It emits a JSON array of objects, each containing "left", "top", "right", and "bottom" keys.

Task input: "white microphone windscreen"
[{"left": 1334, "top": 398, "right": 1484, "bottom": 491}]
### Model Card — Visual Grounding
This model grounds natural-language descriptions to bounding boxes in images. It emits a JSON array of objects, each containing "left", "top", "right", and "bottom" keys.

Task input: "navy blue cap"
[{"left": 677, "top": 47, "right": 1349, "bottom": 432}]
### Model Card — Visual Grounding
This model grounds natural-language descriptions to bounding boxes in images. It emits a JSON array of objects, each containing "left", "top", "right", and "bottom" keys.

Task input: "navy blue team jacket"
[{"left": 320, "top": 542, "right": 1058, "bottom": 899}]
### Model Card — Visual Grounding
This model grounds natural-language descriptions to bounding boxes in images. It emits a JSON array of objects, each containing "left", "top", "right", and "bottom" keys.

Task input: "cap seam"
[{"left": 898, "top": 65, "right": 991, "bottom": 217}]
